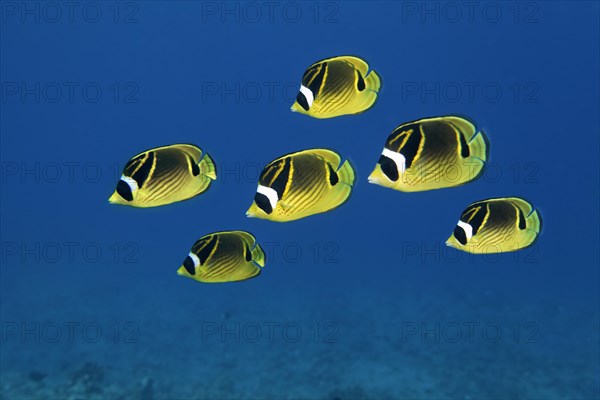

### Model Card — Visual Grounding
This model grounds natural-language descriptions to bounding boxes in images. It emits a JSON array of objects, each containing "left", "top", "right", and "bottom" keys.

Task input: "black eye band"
[
  {"left": 183, "top": 256, "right": 196, "bottom": 275},
  {"left": 116, "top": 180, "right": 134, "bottom": 201},
  {"left": 378, "top": 155, "right": 399, "bottom": 182},
  {"left": 254, "top": 193, "right": 273, "bottom": 214},
  {"left": 296, "top": 92, "right": 310, "bottom": 111},
  {"left": 453, "top": 226, "right": 468, "bottom": 245}
]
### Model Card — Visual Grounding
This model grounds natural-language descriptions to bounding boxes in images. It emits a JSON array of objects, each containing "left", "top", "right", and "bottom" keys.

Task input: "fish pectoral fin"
[{"left": 279, "top": 201, "right": 292, "bottom": 211}]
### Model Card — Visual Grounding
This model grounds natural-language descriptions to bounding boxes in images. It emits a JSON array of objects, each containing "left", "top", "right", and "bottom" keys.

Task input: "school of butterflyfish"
[{"left": 109, "top": 55, "right": 542, "bottom": 283}]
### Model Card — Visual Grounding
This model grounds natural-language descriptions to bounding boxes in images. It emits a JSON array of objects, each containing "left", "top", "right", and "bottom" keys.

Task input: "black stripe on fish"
[
  {"left": 356, "top": 70, "right": 365, "bottom": 91},
  {"left": 399, "top": 127, "right": 422, "bottom": 169},
  {"left": 189, "top": 155, "right": 200, "bottom": 176},
  {"left": 378, "top": 154, "right": 399, "bottom": 182},
  {"left": 196, "top": 236, "right": 217, "bottom": 265},
  {"left": 116, "top": 180, "right": 134, "bottom": 201},
  {"left": 254, "top": 192, "right": 273, "bottom": 214},
  {"left": 307, "top": 63, "right": 327, "bottom": 99},
  {"left": 123, "top": 154, "right": 143, "bottom": 175},
  {"left": 453, "top": 225, "right": 468, "bottom": 245},
  {"left": 327, "top": 163, "right": 339, "bottom": 186},
  {"left": 458, "top": 131, "right": 470, "bottom": 158},
  {"left": 183, "top": 256, "right": 196, "bottom": 275},
  {"left": 132, "top": 152, "right": 154, "bottom": 188},
  {"left": 301, "top": 64, "right": 319, "bottom": 85},
  {"left": 462, "top": 203, "right": 487, "bottom": 235},
  {"left": 269, "top": 158, "right": 291, "bottom": 199},
  {"left": 245, "top": 244, "right": 252, "bottom": 262},
  {"left": 518, "top": 208, "right": 526, "bottom": 230}
]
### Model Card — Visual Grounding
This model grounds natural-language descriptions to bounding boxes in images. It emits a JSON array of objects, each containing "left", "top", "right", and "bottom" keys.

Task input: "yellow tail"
[
  {"left": 351, "top": 69, "right": 381, "bottom": 115},
  {"left": 200, "top": 153, "right": 217, "bottom": 180},
  {"left": 365, "top": 69, "right": 381, "bottom": 93},
  {"left": 527, "top": 209, "right": 542, "bottom": 234},
  {"left": 337, "top": 159, "right": 356, "bottom": 186},
  {"left": 468, "top": 131, "right": 489, "bottom": 162},
  {"left": 251, "top": 244, "right": 266, "bottom": 267}
]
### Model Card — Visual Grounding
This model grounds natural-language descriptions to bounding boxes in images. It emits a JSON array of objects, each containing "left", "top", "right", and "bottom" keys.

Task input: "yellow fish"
[
  {"left": 177, "top": 231, "right": 266, "bottom": 283},
  {"left": 109, "top": 144, "right": 216, "bottom": 208},
  {"left": 290, "top": 55, "right": 381, "bottom": 119},
  {"left": 446, "top": 197, "right": 542, "bottom": 254},
  {"left": 368, "top": 116, "right": 488, "bottom": 192},
  {"left": 246, "top": 149, "right": 355, "bottom": 222}
]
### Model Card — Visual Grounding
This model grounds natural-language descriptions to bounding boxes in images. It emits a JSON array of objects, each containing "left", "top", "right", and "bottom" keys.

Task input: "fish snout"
[{"left": 367, "top": 173, "right": 379, "bottom": 185}]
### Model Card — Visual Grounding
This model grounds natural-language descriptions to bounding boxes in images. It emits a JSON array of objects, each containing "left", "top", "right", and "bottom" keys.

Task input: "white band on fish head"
[
  {"left": 188, "top": 252, "right": 201, "bottom": 268},
  {"left": 257, "top": 185, "right": 279, "bottom": 211},
  {"left": 121, "top": 175, "right": 139, "bottom": 193},
  {"left": 381, "top": 148, "right": 406, "bottom": 175},
  {"left": 457, "top": 220, "right": 473, "bottom": 241},
  {"left": 299, "top": 85, "right": 314, "bottom": 108}
]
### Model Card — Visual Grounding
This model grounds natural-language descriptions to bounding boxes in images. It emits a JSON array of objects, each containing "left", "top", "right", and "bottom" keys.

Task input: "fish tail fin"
[
  {"left": 365, "top": 69, "right": 382, "bottom": 93},
  {"left": 350, "top": 70, "right": 381, "bottom": 115},
  {"left": 468, "top": 130, "right": 489, "bottom": 162},
  {"left": 251, "top": 244, "right": 266, "bottom": 267},
  {"left": 337, "top": 160, "right": 356, "bottom": 186},
  {"left": 325, "top": 160, "right": 355, "bottom": 211},
  {"left": 199, "top": 153, "right": 217, "bottom": 180},
  {"left": 527, "top": 209, "right": 542, "bottom": 234}
]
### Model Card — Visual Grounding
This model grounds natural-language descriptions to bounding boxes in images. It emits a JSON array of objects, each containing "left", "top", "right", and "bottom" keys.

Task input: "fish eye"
[
  {"left": 378, "top": 155, "right": 399, "bottom": 182},
  {"left": 116, "top": 179, "right": 134, "bottom": 201},
  {"left": 254, "top": 192, "right": 273, "bottom": 214},
  {"left": 453, "top": 225, "right": 468, "bottom": 245}
]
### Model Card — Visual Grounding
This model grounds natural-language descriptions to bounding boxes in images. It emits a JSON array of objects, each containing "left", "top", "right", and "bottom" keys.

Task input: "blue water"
[{"left": 1, "top": 2, "right": 599, "bottom": 399}]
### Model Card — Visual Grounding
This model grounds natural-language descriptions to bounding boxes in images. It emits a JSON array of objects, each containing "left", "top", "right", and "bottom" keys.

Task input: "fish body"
[
  {"left": 291, "top": 55, "right": 381, "bottom": 119},
  {"left": 109, "top": 144, "right": 216, "bottom": 208},
  {"left": 446, "top": 197, "right": 542, "bottom": 254},
  {"left": 246, "top": 149, "right": 355, "bottom": 222},
  {"left": 368, "top": 116, "right": 488, "bottom": 192},
  {"left": 177, "top": 231, "right": 265, "bottom": 283}
]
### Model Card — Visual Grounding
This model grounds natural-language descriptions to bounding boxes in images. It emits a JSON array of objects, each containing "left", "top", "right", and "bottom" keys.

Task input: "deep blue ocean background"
[{"left": 1, "top": 1, "right": 599, "bottom": 399}]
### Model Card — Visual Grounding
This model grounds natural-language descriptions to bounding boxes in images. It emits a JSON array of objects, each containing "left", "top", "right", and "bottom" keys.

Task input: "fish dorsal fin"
[
  {"left": 444, "top": 116, "right": 477, "bottom": 142},
  {"left": 305, "top": 148, "right": 342, "bottom": 168},
  {"left": 165, "top": 144, "right": 203, "bottom": 161},
  {"left": 328, "top": 56, "right": 370, "bottom": 77},
  {"left": 228, "top": 231, "right": 256, "bottom": 247},
  {"left": 505, "top": 197, "right": 534, "bottom": 217}
]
